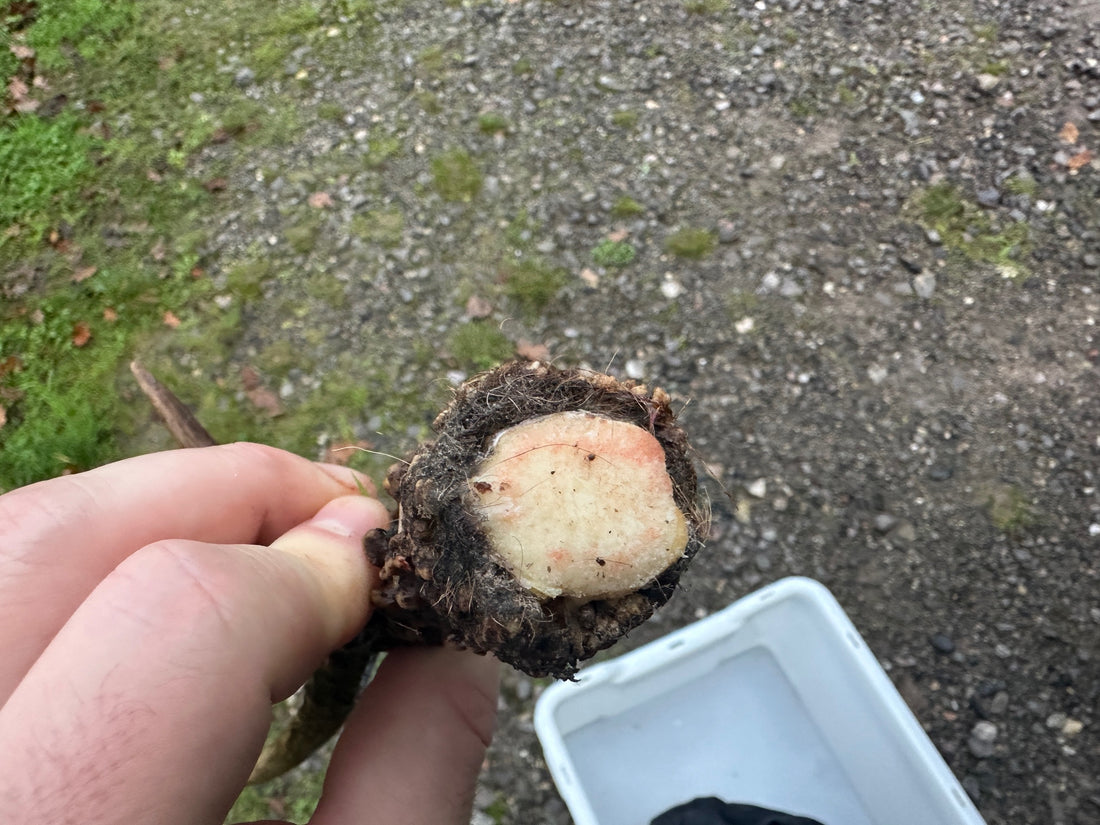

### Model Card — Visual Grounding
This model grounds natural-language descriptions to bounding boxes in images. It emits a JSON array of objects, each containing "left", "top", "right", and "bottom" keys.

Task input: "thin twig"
[{"left": 129, "top": 361, "right": 216, "bottom": 449}]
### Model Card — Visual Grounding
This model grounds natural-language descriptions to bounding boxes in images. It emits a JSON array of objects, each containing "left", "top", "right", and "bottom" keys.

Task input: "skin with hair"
[{"left": 0, "top": 442, "right": 500, "bottom": 825}]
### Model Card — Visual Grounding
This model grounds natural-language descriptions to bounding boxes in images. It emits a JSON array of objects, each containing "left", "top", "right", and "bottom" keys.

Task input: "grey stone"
[
  {"left": 930, "top": 633, "right": 956, "bottom": 654},
  {"left": 969, "top": 721, "right": 999, "bottom": 758}
]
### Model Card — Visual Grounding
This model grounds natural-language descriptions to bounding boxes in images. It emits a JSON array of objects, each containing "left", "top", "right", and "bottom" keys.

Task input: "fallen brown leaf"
[
  {"left": 203, "top": 177, "right": 228, "bottom": 192},
  {"left": 72, "top": 265, "right": 97, "bottom": 283},
  {"left": 7, "top": 77, "right": 28, "bottom": 100},
  {"left": 0, "top": 405, "right": 6, "bottom": 430},
  {"left": 10, "top": 44, "right": 35, "bottom": 60},
  {"left": 146, "top": 169, "right": 163, "bottom": 183},
  {"left": 71, "top": 321, "right": 92, "bottom": 348},
  {"left": 103, "top": 307, "right": 118, "bottom": 321},
  {"left": 267, "top": 797, "right": 287, "bottom": 818},
  {"left": 1058, "top": 121, "right": 1079, "bottom": 144},
  {"left": 0, "top": 356, "right": 22, "bottom": 378},
  {"left": 579, "top": 267, "right": 600, "bottom": 288},
  {"left": 308, "top": 191, "right": 334, "bottom": 209},
  {"left": 516, "top": 339, "right": 551, "bottom": 361},
  {"left": 162, "top": 310, "right": 181, "bottom": 328},
  {"left": 607, "top": 228, "right": 630, "bottom": 243},
  {"left": 246, "top": 387, "right": 283, "bottom": 417},
  {"left": 150, "top": 237, "right": 167, "bottom": 261},
  {"left": 465, "top": 295, "right": 493, "bottom": 319},
  {"left": 1067, "top": 148, "right": 1093, "bottom": 171},
  {"left": 240, "top": 365, "right": 261, "bottom": 390}
]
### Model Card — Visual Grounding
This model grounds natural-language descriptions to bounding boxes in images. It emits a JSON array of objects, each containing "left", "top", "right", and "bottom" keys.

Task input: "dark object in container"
[{"left": 651, "top": 797, "right": 826, "bottom": 825}]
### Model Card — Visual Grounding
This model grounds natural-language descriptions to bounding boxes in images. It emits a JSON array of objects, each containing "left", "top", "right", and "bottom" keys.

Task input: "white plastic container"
[{"left": 534, "top": 577, "right": 986, "bottom": 825}]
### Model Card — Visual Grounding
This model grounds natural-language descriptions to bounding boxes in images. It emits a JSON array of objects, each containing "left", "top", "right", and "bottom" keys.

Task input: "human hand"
[{"left": 0, "top": 442, "right": 501, "bottom": 825}]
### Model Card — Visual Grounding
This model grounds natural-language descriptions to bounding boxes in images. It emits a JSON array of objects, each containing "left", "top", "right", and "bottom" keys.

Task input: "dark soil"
[{"left": 177, "top": 0, "right": 1099, "bottom": 822}]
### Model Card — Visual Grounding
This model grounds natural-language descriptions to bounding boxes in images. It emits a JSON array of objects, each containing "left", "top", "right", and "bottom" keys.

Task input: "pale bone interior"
[{"left": 468, "top": 410, "right": 688, "bottom": 599}]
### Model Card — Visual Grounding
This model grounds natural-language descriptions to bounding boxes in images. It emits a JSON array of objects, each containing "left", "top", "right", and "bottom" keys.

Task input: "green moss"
[
  {"left": 225, "top": 259, "right": 273, "bottom": 301},
  {"left": 286, "top": 218, "right": 324, "bottom": 254},
  {"left": 1004, "top": 174, "right": 1038, "bottom": 198},
  {"left": 836, "top": 82, "right": 859, "bottom": 106},
  {"left": 983, "top": 484, "right": 1036, "bottom": 535},
  {"left": 972, "top": 22, "right": 998, "bottom": 42},
  {"left": 788, "top": 97, "right": 817, "bottom": 118},
  {"left": 414, "top": 90, "right": 443, "bottom": 113},
  {"left": 512, "top": 57, "right": 534, "bottom": 75},
  {"left": 448, "top": 322, "right": 514, "bottom": 371},
  {"left": 504, "top": 209, "right": 538, "bottom": 248},
  {"left": 591, "top": 239, "right": 637, "bottom": 267},
  {"left": 365, "top": 134, "right": 403, "bottom": 167},
  {"left": 611, "top": 109, "right": 639, "bottom": 129},
  {"left": 610, "top": 196, "right": 645, "bottom": 218},
  {"left": 477, "top": 112, "right": 511, "bottom": 134},
  {"left": 981, "top": 59, "right": 1010, "bottom": 76},
  {"left": 684, "top": 0, "right": 728, "bottom": 13},
  {"left": 665, "top": 227, "right": 717, "bottom": 259},
  {"left": 503, "top": 257, "right": 568, "bottom": 316},
  {"left": 485, "top": 794, "right": 510, "bottom": 825},
  {"left": 431, "top": 148, "right": 483, "bottom": 202},
  {"left": 725, "top": 290, "right": 759, "bottom": 318},
  {"left": 915, "top": 183, "right": 1030, "bottom": 276},
  {"left": 251, "top": 39, "right": 292, "bottom": 79},
  {"left": 351, "top": 208, "right": 405, "bottom": 247},
  {"left": 318, "top": 102, "right": 347, "bottom": 122},
  {"left": 304, "top": 271, "right": 348, "bottom": 307},
  {"left": 416, "top": 44, "right": 448, "bottom": 78},
  {"left": 254, "top": 338, "right": 308, "bottom": 378}
]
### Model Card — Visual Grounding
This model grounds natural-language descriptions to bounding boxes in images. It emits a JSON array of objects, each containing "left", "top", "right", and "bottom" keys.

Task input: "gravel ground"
[{"left": 182, "top": 1, "right": 1098, "bottom": 822}]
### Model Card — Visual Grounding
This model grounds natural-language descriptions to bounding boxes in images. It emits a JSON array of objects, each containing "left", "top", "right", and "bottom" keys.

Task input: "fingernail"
[{"left": 310, "top": 495, "right": 391, "bottom": 538}]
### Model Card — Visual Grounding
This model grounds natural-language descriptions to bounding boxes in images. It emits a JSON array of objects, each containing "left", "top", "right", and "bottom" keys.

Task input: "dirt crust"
[{"left": 363, "top": 360, "right": 703, "bottom": 678}]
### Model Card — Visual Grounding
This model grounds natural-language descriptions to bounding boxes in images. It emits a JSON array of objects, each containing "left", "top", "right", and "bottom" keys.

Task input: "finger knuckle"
[{"left": 115, "top": 539, "right": 241, "bottom": 634}]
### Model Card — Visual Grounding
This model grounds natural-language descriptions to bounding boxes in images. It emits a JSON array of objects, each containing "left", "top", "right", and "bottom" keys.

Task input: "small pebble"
[
  {"left": 976, "top": 73, "right": 1001, "bottom": 92},
  {"left": 968, "top": 721, "right": 998, "bottom": 758},
  {"left": 514, "top": 677, "right": 533, "bottom": 701},
  {"left": 913, "top": 272, "right": 936, "bottom": 298},
  {"left": 873, "top": 513, "right": 898, "bottom": 533},
  {"left": 930, "top": 633, "right": 956, "bottom": 654},
  {"left": 976, "top": 187, "right": 1001, "bottom": 208},
  {"left": 962, "top": 775, "right": 981, "bottom": 802},
  {"left": 660, "top": 278, "right": 684, "bottom": 299}
]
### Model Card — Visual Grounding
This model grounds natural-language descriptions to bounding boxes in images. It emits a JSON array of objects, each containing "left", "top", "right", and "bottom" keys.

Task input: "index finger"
[{"left": 0, "top": 442, "right": 375, "bottom": 702}]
